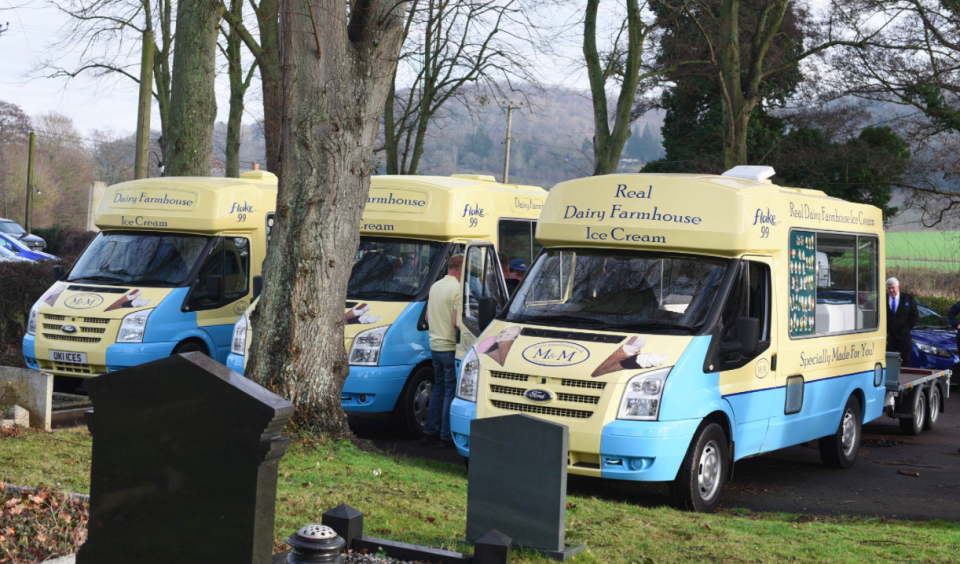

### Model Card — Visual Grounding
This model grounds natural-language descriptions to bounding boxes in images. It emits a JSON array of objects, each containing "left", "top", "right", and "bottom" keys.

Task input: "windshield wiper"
[
  {"left": 518, "top": 314, "right": 606, "bottom": 327},
  {"left": 606, "top": 321, "right": 693, "bottom": 333},
  {"left": 133, "top": 279, "right": 179, "bottom": 286},
  {"left": 68, "top": 275, "right": 125, "bottom": 284},
  {"left": 349, "top": 290, "right": 415, "bottom": 300}
]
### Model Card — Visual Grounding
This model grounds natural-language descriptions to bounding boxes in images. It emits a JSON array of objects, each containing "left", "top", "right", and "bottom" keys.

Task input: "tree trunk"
[
  {"left": 165, "top": 0, "right": 221, "bottom": 176},
  {"left": 246, "top": 0, "right": 406, "bottom": 433},
  {"left": 383, "top": 77, "right": 399, "bottom": 174},
  {"left": 256, "top": 0, "right": 282, "bottom": 174},
  {"left": 225, "top": 42, "right": 244, "bottom": 177}
]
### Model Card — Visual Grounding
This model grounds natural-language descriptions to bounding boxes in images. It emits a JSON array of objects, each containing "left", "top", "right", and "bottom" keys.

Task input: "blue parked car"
[
  {"left": 911, "top": 302, "right": 959, "bottom": 373},
  {"left": 0, "top": 219, "right": 46, "bottom": 252},
  {"left": 0, "top": 245, "right": 29, "bottom": 262},
  {"left": 0, "top": 233, "right": 58, "bottom": 261}
]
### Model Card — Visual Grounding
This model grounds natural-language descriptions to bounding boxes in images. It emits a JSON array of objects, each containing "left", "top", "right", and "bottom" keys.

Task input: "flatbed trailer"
[{"left": 884, "top": 352, "right": 951, "bottom": 435}]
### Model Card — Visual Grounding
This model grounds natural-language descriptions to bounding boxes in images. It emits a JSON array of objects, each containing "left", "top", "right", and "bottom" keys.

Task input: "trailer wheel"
[
  {"left": 899, "top": 386, "right": 926, "bottom": 436},
  {"left": 392, "top": 365, "right": 434, "bottom": 438},
  {"left": 670, "top": 422, "right": 728, "bottom": 513},
  {"left": 819, "top": 396, "right": 862, "bottom": 469},
  {"left": 924, "top": 384, "right": 941, "bottom": 431}
]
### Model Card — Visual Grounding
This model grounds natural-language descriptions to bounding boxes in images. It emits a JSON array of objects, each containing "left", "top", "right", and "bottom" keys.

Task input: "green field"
[
  {"left": 886, "top": 231, "right": 960, "bottom": 271},
  {"left": 3, "top": 428, "right": 960, "bottom": 563}
]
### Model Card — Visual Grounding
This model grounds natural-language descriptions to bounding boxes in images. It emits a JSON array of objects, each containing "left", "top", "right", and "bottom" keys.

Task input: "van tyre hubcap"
[
  {"left": 413, "top": 380, "right": 433, "bottom": 429},
  {"left": 671, "top": 422, "right": 728, "bottom": 513}
]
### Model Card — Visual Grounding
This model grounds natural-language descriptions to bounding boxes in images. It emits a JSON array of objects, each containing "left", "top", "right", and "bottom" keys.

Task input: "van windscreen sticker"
[
  {"left": 591, "top": 335, "right": 667, "bottom": 377},
  {"left": 41, "top": 286, "right": 65, "bottom": 307},
  {"left": 345, "top": 303, "right": 381, "bottom": 325},
  {"left": 478, "top": 326, "right": 521, "bottom": 366}
]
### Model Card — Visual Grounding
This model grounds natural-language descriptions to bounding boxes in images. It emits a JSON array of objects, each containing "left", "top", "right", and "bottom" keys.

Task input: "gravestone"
[
  {"left": 77, "top": 353, "right": 294, "bottom": 564},
  {"left": 466, "top": 414, "right": 582, "bottom": 560}
]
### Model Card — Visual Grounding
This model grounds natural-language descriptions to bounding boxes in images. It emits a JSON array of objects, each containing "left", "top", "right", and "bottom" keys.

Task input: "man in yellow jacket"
[{"left": 422, "top": 254, "right": 463, "bottom": 449}]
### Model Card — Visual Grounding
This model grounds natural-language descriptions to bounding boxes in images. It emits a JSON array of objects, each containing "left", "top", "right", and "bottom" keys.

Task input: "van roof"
[
  {"left": 362, "top": 175, "right": 547, "bottom": 241},
  {"left": 536, "top": 173, "right": 883, "bottom": 256},
  {"left": 94, "top": 173, "right": 278, "bottom": 234}
]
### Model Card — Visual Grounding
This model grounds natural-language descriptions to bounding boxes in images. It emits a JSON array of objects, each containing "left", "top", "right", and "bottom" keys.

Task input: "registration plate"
[{"left": 50, "top": 350, "right": 87, "bottom": 364}]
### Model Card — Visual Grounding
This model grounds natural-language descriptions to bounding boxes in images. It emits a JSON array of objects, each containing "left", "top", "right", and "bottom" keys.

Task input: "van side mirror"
[
  {"left": 720, "top": 317, "right": 760, "bottom": 358},
  {"left": 52, "top": 265, "right": 64, "bottom": 283},
  {"left": 252, "top": 275, "right": 263, "bottom": 300},
  {"left": 478, "top": 296, "right": 498, "bottom": 332},
  {"left": 195, "top": 275, "right": 223, "bottom": 303}
]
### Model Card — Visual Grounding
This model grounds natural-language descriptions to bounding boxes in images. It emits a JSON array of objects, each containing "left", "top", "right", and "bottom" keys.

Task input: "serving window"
[{"left": 788, "top": 230, "right": 880, "bottom": 339}]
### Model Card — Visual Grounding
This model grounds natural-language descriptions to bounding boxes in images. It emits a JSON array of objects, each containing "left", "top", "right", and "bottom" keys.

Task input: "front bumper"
[
  {"left": 341, "top": 364, "right": 415, "bottom": 412},
  {"left": 451, "top": 401, "right": 698, "bottom": 482},
  {"left": 450, "top": 398, "right": 476, "bottom": 457},
  {"left": 226, "top": 353, "right": 245, "bottom": 375}
]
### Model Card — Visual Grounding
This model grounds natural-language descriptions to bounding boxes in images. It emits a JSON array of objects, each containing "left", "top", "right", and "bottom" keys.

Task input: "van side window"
[
  {"left": 463, "top": 246, "right": 504, "bottom": 330},
  {"left": 196, "top": 240, "right": 225, "bottom": 306},
  {"left": 719, "top": 261, "right": 770, "bottom": 365},
  {"left": 498, "top": 219, "right": 540, "bottom": 266},
  {"left": 196, "top": 237, "right": 251, "bottom": 305},
  {"left": 789, "top": 231, "right": 879, "bottom": 338}
]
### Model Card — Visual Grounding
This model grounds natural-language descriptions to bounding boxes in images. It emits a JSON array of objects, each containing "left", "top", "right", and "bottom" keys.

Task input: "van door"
[
  {"left": 716, "top": 256, "right": 777, "bottom": 458},
  {"left": 457, "top": 240, "right": 508, "bottom": 360},
  {"left": 192, "top": 235, "right": 254, "bottom": 362}
]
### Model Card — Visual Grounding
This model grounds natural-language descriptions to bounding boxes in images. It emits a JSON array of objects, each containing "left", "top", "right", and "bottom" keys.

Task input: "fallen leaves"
[
  {"left": 1, "top": 487, "right": 89, "bottom": 564},
  {"left": 896, "top": 470, "right": 921, "bottom": 478}
]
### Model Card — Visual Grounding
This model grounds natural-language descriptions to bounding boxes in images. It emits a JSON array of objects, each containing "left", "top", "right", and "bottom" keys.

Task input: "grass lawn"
[{"left": 3, "top": 428, "right": 960, "bottom": 563}]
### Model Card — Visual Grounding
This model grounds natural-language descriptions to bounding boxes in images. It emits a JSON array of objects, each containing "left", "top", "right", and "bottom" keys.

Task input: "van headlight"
[
  {"left": 457, "top": 346, "right": 480, "bottom": 402},
  {"left": 917, "top": 343, "right": 951, "bottom": 359},
  {"left": 27, "top": 302, "right": 39, "bottom": 335},
  {"left": 617, "top": 367, "right": 670, "bottom": 421},
  {"left": 349, "top": 325, "right": 389, "bottom": 366},
  {"left": 231, "top": 315, "right": 247, "bottom": 356},
  {"left": 117, "top": 308, "right": 154, "bottom": 343}
]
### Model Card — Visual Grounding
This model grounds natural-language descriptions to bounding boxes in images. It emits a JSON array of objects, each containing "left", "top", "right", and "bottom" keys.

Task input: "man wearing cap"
[
  {"left": 505, "top": 258, "right": 527, "bottom": 296},
  {"left": 886, "top": 277, "right": 919, "bottom": 368}
]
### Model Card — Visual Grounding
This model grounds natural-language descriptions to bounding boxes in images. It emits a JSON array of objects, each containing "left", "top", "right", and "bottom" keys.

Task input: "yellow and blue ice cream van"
[
  {"left": 23, "top": 172, "right": 277, "bottom": 376},
  {"left": 450, "top": 166, "right": 887, "bottom": 511},
  {"left": 227, "top": 174, "right": 546, "bottom": 436}
]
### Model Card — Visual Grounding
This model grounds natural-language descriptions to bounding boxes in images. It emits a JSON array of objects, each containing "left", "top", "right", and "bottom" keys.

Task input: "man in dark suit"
[{"left": 886, "top": 277, "right": 920, "bottom": 367}]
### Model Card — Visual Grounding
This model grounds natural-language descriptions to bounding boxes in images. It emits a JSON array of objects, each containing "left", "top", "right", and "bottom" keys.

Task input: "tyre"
[
  {"left": 819, "top": 396, "right": 862, "bottom": 469},
  {"left": 898, "top": 386, "right": 925, "bottom": 436},
  {"left": 924, "top": 384, "right": 941, "bottom": 431},
  {"left": 392, "top": 366, "right": 434, "bottom": 438},
  {"left": 172, "top": 341, "right": 207, "bottom": 356},
  {"left": 670, "top": 422, "right": 728, "bottom": 513}
]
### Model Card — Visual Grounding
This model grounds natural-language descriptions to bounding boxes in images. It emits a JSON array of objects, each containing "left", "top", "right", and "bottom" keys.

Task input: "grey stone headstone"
[
  {"left": 466, "top": 414, "right": 568, "bottom": 552},
  {"left": 77, "top": 353, "right": 294, "bottom": 564}
]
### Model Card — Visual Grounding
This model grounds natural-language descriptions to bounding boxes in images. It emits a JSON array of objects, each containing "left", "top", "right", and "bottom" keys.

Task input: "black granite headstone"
[
  {"left": 77, "top": 353, "right": 294, "bottom": 564},
  {"left": 465, "top": 414, "right": 569, "bottom": 554},
  {"left": 474, "top": 530, "right": 512, "bottom": 564}
]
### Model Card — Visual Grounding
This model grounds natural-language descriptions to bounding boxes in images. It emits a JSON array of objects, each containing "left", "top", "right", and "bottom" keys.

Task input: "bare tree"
[
  {"left": 219, "top": 0, "right": 281, "bottom": 173},
  {"left": 219, "top": 0, "right": 258, "bottom": 177},
  {"left": 38, "top": 0, "right": 174, "bottom": 163},
  {"left": 381, "top": 0, "right": 543, "bottom": 175},
  {"left": 821, "top": 0, "right": 960, "bottom": 226},
  {"left": 164, "top": 0, "right": 221, "bottom": 175},
  {"left": 678, "top": 0, "right": 874, "bottom": 169},
  {"left": 245, "top": 0, "right": 407, "bottom": 432},
  {"left": 91, "top": 129, "right": 136, "bottom": 185}
]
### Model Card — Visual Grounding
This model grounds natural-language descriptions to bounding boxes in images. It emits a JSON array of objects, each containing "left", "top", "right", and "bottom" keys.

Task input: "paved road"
[{"left": 350, "top": 388, "right": 960, "bottom": 521}]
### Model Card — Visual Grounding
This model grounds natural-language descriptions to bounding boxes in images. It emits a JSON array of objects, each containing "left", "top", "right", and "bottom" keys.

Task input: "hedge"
[
  {"left": 30, "top": 227, "right": 96, "bottom": 258},
  {"left": 0, "top": 260, "right": 57, "bottom": 365}
]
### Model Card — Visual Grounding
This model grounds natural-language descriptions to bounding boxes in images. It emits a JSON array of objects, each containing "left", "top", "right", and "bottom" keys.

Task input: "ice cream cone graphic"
[
  {"left": 591, "top": 336, "right": 645, "bottom": 377},
  {"left": 482, "top": 326, "right": 521, "bottom": 366},
  {"left": 344, "top": 303, "right": 371, "bottom": 324},
  {"left": 106, "top": 289, "right": 150, "bottom": 311},
  {"left": 41, "top": 286, "right": 64, "bottom": 307}
]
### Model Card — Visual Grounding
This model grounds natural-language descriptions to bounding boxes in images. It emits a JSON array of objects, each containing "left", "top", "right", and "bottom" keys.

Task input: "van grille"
[
  {"left": 491, "top": 400, "right": 593, "bottom": 419},
  {"left": 490, "top": 371, "right": 529, "bottom": 383},
  {"left": 490, "top": 384, "right": 525, "bottom": 397},
  {"left": 84, "top": 317, "right": 111, "bottom": 324},
  {"left": 43, "top": 323, "right": 63, "bottom": 330},
  {"left": 561, "top": 379, "right": 606, "bottom": 390},
  {"left": 556, "top": 392, "right": 600, "bottom": 405},
  {"left": 42, "top": 333, "right": 101, "bottom": 344},
  {"left": 38, "top": 360, "right": 107, "bottom": 376},
  {"left": 53, "top": 363, "right": 94, "bottom": 374},
  {"left": 43, "top": 314, "right": 66, "bottom": 321},
  {"left": 490, "top": 370, "right": 607, "bottom": 390},
  {"left": 81, "top": 327, "right": 107, "bottom": 334}
]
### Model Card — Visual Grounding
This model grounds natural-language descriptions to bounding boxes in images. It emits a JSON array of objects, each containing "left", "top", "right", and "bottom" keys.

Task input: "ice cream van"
[
  {"left": 450, "top": 166, "right": 888, "bottom": 512},
  {"left": 227, "top": 175, "right": 546, "bottom": 436},
  {"left": 23, "top": 172, "right": 277, "bottom": 379}
]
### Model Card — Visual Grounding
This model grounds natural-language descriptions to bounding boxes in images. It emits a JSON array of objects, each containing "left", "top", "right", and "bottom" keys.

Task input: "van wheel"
[
  {"left": 819, "top": 396, "right": 862, "bottom": 469},
  {"left": 670, "top": 422, "right": 728, "bottom": 513},
  {"left": 924, "top": 385, "right": 941, "bottom": 431},
  {"left": 173, "top": 341, "right": 208, "bottom": 356},
  {"left": 899, "top": 387, "right": 925, "bottom": 436},
  {"left": 393, "top": 366, "right": 434, "bottom": 438}
]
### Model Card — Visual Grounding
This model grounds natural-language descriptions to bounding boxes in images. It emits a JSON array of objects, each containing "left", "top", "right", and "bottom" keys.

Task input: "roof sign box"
[{"left": 722, "top": 166, "right": 776, "bottom": 182}]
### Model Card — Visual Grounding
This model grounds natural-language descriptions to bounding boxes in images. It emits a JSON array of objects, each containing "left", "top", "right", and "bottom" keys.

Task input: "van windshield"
[
  {"left": 348, "top": 237, "right": 444, "bottom": 301},
  {"left": 68, "top": 232, "right": 210, "bottom": 286},
  {"left": 505, "top": 249, "right": 729, "bottom": 333}
]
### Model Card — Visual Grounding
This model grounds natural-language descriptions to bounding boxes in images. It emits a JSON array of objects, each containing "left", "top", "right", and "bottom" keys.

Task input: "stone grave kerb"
[{"left": 78, "top": 352, "right": 294, "bottom": 564}]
